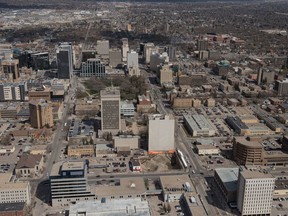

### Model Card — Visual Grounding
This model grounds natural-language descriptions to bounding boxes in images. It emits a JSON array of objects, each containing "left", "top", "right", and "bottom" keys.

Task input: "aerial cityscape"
[{"left": 0, "top": 0, "right": 288, "bottom": 215}]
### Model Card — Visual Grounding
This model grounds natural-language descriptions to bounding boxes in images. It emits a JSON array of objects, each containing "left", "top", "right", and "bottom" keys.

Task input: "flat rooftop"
[
  {"left": 0, "top": 202, "right": 25, "bottom": 212},
  {"left": 62, "top": 161, "right": 85, "bottom": 171},
  {"left": 215, "top": 168, "right": 239, "bottom": 192},
  {"left": 184, "top": 114, "right": 215, "bottom": 131},
  {"left": 235, "top": 137, "right": 263, "bottom": 148},
  {"left": 69, "top": 198, "right": 150, "bottom": 216},
  {"left": 94, "top": 177, "right": 146, "bottom": 197},
  {"left": 100, "top": 88, "right": 120, "bottom": 97},
  {"left": 160, "top": 174, "right": 194, "bottom": 194},
  {"left": 50, "top": 161, "right": 85, "bottom": 176},
  {"left": 240, "top": 169, "right": 274, "bottom": 179},
  {"left": 0, "top": 172, "right": 29, "bottom": 189}
]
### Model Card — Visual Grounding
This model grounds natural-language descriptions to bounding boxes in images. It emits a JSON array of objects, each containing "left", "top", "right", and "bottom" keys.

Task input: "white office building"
[
  {"left": 148, "top": 115, "right": 175, "bottom": 153},
  {"left": 237, "top": 169, "right": 275, "bottom": 216},
  {"left": 127, "top": 51, "right": 139, "bottom": 69},
  {"left": 122, "top": 38, "right": 129, "bottom": 62}
]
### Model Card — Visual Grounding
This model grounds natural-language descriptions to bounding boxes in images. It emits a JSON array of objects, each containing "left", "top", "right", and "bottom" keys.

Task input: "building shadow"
[{"left": 35, "top": 179, "right": 51, "bottom": 204}]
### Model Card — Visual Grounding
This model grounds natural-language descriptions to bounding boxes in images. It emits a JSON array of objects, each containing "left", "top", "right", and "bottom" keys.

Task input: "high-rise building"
[
  {"left": 1, "top": 59, "right": 19, "bottom": 81},
  {"left": 0, "top": 83, "right": 26, "bottom": 101},
  {"left": 257, "top": 67, "right": 275, "bottom": 85},
  {"left": 80, "top": 59, "right": 106, "bottom": 77},
  {"left": 196, "top": 38, "right": 208, "bottom": 51},
  {"left": 150, "top": 52, "right": 169, "bottom": 72},
  {"left": 50, "top": 161, "right": 95, "bottom": 207},
  {"left": 160, "top": 64, "right": 173, "bottom": 84},
  {"left": 31, "top": 52, "right": 50, "bottom": 70},
  {"left": 96, "top": 40, "right": 110, "bottom": 59},
  {"left": 109, "top": 49, "right": 122, "bottom": 68},
  {"left": 121, "top": 38, "right": 129, "bottom": 62},
  {"left": 127, "top": 50, "right": 139, "bottom": 69},
  {"left": 57, "top": 43, "right": 73, "bottom": 79},
  {"left": 237, "top": 169, "right": 275, "bottom": 216},
  {"left": 100, "top": 87, "right": 121, "bottom": 133},
  {"left": 148, "top": 115, "right": 175, "bottom": 154},
  {"left": 144, "top": 43, "right": 158, "bottom": 64},
  {"left": 29, "top": 99, "right": 53, "bottom": 129},
  {"left": 275, "top": 79, "right": 288, "bottom": 96},
  {"left": 17, "top": 51, "right": 49, "bottom": 70},
  {"left": 167, "top": 46, "right": 176, "bottom": 61}
]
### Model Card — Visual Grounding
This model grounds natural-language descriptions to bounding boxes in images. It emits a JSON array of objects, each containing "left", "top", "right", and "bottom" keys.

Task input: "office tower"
[
  {"left": 0, "top": 83, "right": 26, "bottom": 101},
  {"left": 275, "top": 79, "right": 288, "bottom": 96},
  {"left": 57, "top": 43, "right": 73, "bottom": 79},
  {"left": 31, "top": 52, "right": 50, "bottom": 70},
  {"left": 100, "top": 87, "right": 121, "bottom": 134},
  {"left": 121, "top": 38, "right": 129, "bottom": 62},
  {"left": 257, "top": 67, "right": 275, "bottom": 85},
  {"left": 150, "top": 52, "right": 169, "bottom": 72},
  {"left": 144, "top": 43, "right": 158, "bottom": 64},
  {"left": 80, "top": 59, "right": 106, "bottom": 77},
  {"left": 237, "top": 169, "right": 275, "bottom": 216},
  {"left": 96, "top": 40, "right": 109, "bottom": 59},
  {"left": 196, "top": 38, "right": 208, "bottom": 51},
  {"left": 167, "top": 46, "right": 176, "bottom": 61},
  {"left": 50, "top": 161, "right": 95, "bottom": 207},
  {"left": 127, "top": 50, "right": 139, "bottom": 69},
  {"left": 160, "top": 64, "right": 173, "bottom": 84},
  {"left": 148, "top": 115, "right": 175, "bottom": 154},
  {"left": 29, "top": 99, "right": 53, "bottom": 129},
  {"left": 109, "top": 49, "right": 122, "bottom": 68},
  {"left": 1, "top": 59, "right": 19, "bottom": 81}
]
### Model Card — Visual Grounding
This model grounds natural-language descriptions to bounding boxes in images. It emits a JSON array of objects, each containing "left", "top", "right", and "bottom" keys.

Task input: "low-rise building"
[
  {"left": 120, "top": 101, "right": 135, "bottom": 117},
  {"left": 113, "top": 135, "right": 139, "bottom": 149},
  {"left": 160, "top": 175, "right": 194, "bottom": 202},
  {"left": 0, "top": 102, "right": 21, "bottom": 119},
  {"left": 196, "top": 145, "right": 220, "bottom": 155},
  {"left": 94, "top": 177, "right": 146, "bottom": 200},
  {"left": 192, "top": 99, "right": 201, "bottom": 107},
  {"left": 29, "top": 145, "right": 47, "bottom": 155},
  {"left": 205, "top": 98, "right": 215, "bottom": 107},
  {"left": 130, "top": 158, "right": 141, "bottom": 172},
  {"left": 173, "top": 97, "right": 192, "bottom": 108},
  {"left": 28, "top": 87, "right": 51, "bottom": 101},
  {"left": 67, "top": 145, "right": 95, "bottom": 157},
  {"left": 15, "top": 154, "right": 44, "bottom": 177},
  {"left": 184, "top": 114, "right": 216, "bottom": 137},
  {"left": 0, "top": 202, "right": 26, "bottom": 216},
  {"left": 276, "top": 113, "right": 288, "bottom": 124},
  {"left": 69, "top": 198, "right": 151, "bottom": 216},
  {"left": 0, "top": 173, "right": 31, "bottom": 204}
]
